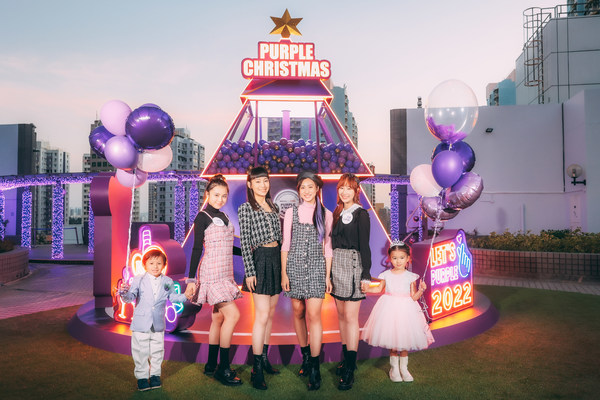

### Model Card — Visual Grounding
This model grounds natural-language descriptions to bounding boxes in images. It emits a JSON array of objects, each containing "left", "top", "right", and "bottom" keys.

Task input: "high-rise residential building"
[
  {"left": 514, "top": 2, "right": 600, "bottom": 105},
  {"left": 148, "top": 128, "right": 206, "bottom": 225},
  {"left": 329, "top": 82, "right": 358, "bottom": 146},
  {"left": 82, "top": 120, "right": 140, "bottom": 225},
  {"left": 33, "top": 141, "right": 70, "bottom": 242},
  {"left": 0, "top": 124, "right": 37, "bottom": 239}
]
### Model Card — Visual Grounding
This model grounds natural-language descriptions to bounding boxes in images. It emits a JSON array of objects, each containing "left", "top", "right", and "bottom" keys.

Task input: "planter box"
[
  {"left": 472, "top": 248, "right": 600, "bottom": 281},
  {"left": 0, "top": 247, "right": 30, "bottom": 284}
]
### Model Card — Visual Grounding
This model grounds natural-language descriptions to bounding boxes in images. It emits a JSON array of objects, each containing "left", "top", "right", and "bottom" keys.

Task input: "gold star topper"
[{"left": 270, "top": 9, "right": 302, "bottom": 38}]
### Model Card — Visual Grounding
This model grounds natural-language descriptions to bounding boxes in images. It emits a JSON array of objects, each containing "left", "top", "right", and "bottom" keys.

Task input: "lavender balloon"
[
  {"left": 421, "top": 196, "right": 459, "bottom": 221},
  {"left": 104, "top": 136, "right": 139, "bottom": 169},
  {"left": 126, "top": 106, "right": 175, "bottom": 150},
  {"left": 446, "top": 172, "right": 484, "bottom": 210},
  {"left": 89, "top": 126, "right": 115, "bottom": 158},
  {"left": 432, "top": 150, "right": 464, "bottom": 188}
]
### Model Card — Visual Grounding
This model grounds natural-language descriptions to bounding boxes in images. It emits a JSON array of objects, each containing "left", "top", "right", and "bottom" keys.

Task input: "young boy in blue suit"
[{"left": 119, "top": 249, "right": 191, "bottom": 391}]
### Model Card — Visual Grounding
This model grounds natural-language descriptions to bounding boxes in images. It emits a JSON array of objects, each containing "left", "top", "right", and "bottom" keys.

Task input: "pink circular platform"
[{"left": 68, "top": 290, "right": 498, "bottom": 364}]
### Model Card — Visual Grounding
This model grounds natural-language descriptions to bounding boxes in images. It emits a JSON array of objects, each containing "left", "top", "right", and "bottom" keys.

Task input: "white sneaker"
[
  {"left": 399, "top": 356, "right": 413, "bottom": 382},
  {"left": 389, "top": 355, "right": 402, "bottom": 382}
]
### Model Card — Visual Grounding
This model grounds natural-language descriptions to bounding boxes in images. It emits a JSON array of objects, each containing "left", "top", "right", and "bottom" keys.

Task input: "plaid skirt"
[
  {"left": 331, "top": 248, "right": 366, "bottom": 301},
  {"left": 241, "top": 246, "right": 282, "bottom": 296}
]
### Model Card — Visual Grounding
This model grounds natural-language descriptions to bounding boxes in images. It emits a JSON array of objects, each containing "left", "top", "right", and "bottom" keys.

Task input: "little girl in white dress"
[{"left": 361, "top": 241, "right": 434, "bottom": 382}]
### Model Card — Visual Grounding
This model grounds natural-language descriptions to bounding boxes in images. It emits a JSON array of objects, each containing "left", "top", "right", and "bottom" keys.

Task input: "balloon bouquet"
[
  {"left": 410, "top": 80, "right": 484, "bottom": 227},
  {"left": 88, "top": 100, "right": 175, "bottom": 187}
]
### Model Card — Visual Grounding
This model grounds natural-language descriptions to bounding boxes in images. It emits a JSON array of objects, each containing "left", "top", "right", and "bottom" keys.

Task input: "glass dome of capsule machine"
[{"left": 205, "top": 98, "right": 370, "bottom": 176}]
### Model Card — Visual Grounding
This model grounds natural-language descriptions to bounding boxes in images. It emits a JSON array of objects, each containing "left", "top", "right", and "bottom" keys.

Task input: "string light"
[
  {"left": 21, "top": 189, "right": 32, "bottom": 249},
  {"left": 52, "top": 184, "right": 65, "bottom": 259},
  {"left": 174, "top": 181, "right": 185, "bottom": 244}
]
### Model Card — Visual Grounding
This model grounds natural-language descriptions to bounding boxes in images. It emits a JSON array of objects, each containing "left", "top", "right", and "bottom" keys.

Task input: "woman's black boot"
[
  {"left": 250, "top": 354, "right": 267, "bottom": 390},
  {"left": 336, "top": 344, "right": 348, "bottom": 376},
  {"left": 338, "top": 350, "right": 356, "bottom": 390},
  {"left": 262, "top": 344, "right": 280, "bottom": 374},
  {"left": 307, "top": 356, "right": 321, "bottom": 391},
  {"left": 298, "top": 346, "right": 311, "bottom": 376}
]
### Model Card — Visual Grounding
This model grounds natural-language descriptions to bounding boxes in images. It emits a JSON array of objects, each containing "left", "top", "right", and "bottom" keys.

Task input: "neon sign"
[
  {"left": 242, "top": 41, "right": 331, "bottom": 80},
  {"left": 424, "top": 230, "right": 473, "bottom": 320},
  {"left": 113, "top": 225, "right": 184, "bottom": 327}
]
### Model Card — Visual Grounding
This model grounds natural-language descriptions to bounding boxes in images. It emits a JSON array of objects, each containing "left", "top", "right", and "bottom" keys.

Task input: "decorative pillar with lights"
[
  {"left": 189, "top": 183, "right": 199, "bottom": 223},
  {"left": 0, "top": 190, "right": 5, "bottom": 241},
  {"left": 52, "top": 184, "right": 65, "bottom": 259},
  {"left": 174, "top": 181, "right": 185, "bottom": 244},
  {"left": 21, "top": 189, "right": 32, "bottom": 249},
  {"left": 88, "top": 196, "right": 94, "bottom": 254}
]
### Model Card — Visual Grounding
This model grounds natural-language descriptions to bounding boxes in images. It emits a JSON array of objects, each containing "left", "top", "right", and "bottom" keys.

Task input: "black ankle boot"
[
  {"left": 251, "top": 354, "right": 267, "bottom": 390},
  {"left": 338, "top": 366, "right": 354, "bottom": 390},
  {"left": 261, "top": 344, "right": 280, "bottom": 374},
  {"left": 298, "top": 346, "right": 311, "bottom": 376},
  {"left": 307, "top": 356, "right": 321, "bottom": 391}
]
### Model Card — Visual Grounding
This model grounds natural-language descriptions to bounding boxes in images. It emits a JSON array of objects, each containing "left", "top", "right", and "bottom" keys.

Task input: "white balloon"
[
  {"left": 410, "top": 164, "right": 443, "bottom": 197},
  {"left": 116, "top": 168, "right": 148, "bottom": 188},
  {"left": 137, "top": 146, "right": 173, "bottom": 172}
]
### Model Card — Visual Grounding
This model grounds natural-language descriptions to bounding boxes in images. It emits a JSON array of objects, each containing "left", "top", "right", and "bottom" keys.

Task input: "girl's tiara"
[{"left": 390, "top": 239, "right": 406, "bottom": 247}]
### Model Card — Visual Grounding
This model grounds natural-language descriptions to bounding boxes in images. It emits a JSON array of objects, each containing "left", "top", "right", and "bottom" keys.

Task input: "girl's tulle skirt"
[{"left": 361, "top": 294, "right": 434, "bottom": 351}]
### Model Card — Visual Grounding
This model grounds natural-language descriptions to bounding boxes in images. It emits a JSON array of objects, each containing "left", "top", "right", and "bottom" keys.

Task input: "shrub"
[
  {"left": 467, "top": 229, "right": 600, "bottom": 254},
  {"left": 0, "top": 239, "right": 15, "bottom": 253}
]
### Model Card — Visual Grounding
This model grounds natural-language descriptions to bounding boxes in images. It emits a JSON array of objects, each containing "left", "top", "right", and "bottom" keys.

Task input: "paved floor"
[{"left": 1, "top": 246, "right": 599, "bottom": 320}]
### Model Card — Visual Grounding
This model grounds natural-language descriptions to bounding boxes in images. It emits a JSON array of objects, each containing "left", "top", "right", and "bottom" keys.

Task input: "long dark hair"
[
  {"left": 296, "top": 171, "right": 326, "bottom": 242},
  {"left": 247, "top": 166, "right": 276, "bottom": 211},
  {"left": 332, "top": 173, "right": 361, "bottom": 226}
]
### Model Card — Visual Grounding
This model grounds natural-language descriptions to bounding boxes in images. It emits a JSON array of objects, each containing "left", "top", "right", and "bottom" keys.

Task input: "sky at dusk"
[{"left": 0, "top": 0, "right": 562, "bottom": 207}]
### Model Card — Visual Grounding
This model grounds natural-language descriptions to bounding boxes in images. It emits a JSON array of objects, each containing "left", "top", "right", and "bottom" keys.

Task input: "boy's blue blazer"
[{"left": 120, "top": 272, "right": 187, "bottom": 332}]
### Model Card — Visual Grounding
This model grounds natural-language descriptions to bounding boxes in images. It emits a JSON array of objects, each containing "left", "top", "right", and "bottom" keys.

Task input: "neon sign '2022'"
[{"left": 431, "top": 282, "right": 473, "bottom": 316}]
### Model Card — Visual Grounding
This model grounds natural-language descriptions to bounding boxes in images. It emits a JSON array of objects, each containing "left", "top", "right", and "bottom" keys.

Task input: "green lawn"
[{"left": 1, "top": 286, "right": 599, "bottom": 400}]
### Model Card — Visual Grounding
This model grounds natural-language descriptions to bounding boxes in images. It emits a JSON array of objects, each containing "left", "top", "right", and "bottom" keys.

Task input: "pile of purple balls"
[{"left": 206, "top": 138, "right": 368, "bottom": 175}]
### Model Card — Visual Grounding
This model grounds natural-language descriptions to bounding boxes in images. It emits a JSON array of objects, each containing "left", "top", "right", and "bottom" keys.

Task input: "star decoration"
[{"left": 270, "top": 9, "right": 302, "bottom": 38}]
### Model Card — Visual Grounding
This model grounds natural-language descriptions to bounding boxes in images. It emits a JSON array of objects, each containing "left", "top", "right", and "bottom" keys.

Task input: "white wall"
[{"left": 405, "top": 102, "right": 582, "bottom": 235}]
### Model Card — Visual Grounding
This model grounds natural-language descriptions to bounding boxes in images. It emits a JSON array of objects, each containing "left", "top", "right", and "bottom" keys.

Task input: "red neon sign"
[{"left": 241, "top": 41, "right": 331, "bottom": 80}]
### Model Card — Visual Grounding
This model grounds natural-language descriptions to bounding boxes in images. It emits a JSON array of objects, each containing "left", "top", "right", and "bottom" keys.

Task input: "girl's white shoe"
[
  {"left": 389, "top": 355, "right": 402, "bottom": 382},
  {"left": 399, "top": 356, "right": 414, "bottom": 382}
]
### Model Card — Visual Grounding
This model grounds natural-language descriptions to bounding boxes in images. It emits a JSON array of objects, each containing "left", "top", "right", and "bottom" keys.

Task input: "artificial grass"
[{"left": 1, "top": 285, "right": 599, "bottom": 399}]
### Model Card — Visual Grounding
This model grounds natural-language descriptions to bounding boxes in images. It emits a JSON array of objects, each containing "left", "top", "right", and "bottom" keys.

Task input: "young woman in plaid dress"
[
  {"left": 185, "top": 175, "right": 243, "bottom": 387},
  {"left": 238, "top": 167, "right": 283, "bottom": 391},
  {"left": 281, "top": 171, "right": 333, "bottom": 391},
  {"left": 330, "top": 173, "right": 372, "bottom": 390}
]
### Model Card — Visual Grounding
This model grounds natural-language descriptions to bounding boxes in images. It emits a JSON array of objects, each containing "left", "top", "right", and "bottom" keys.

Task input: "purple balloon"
[
  {"left": 432, "top": 150, "right": 464, "bottom": 188},
  {"left": 141, "top": 103, "right": 161, "bottom": 109},
  {"left": 421, "top": 196, "right": 459, "bottom": 221},
  {"left": 89, "top": 126, "right": 115, "bottom": 158},
  {"left": 104, "top": 136, "right": 139, "bottom": 169},
  {"left": 432, "top": 141, "right": 476, "bottom": 172},
  {"left": 126, "top": 106, "right": 175, "bottom": 150},
  {"left": 446, "top": 172, "right": 484, "bottom": 210}
]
